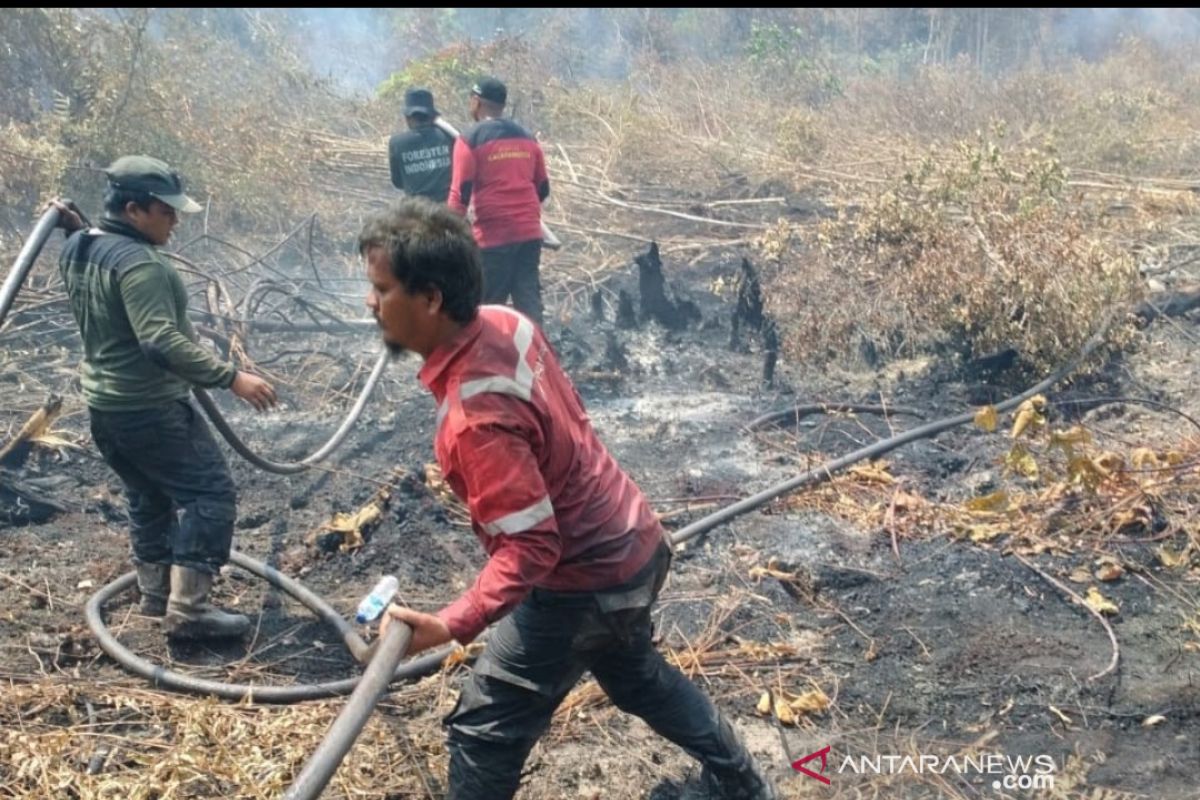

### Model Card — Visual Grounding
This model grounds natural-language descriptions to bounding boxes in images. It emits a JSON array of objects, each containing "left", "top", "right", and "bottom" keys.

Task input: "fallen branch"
[{"left": 0, "top": 394, "right": 63, "bottom": 466}]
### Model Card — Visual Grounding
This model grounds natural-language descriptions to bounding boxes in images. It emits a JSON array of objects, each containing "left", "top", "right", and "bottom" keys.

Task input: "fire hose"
[{"left": 6, "top": 207, "right": 1121, "bottom": 797}]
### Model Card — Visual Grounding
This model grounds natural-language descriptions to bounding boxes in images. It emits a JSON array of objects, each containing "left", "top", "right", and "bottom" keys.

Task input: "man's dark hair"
[
  {"left": 103, "top": 185, "right": 156, "bottom": 216},
  {"left": 358, "top": 197, "right": 481, "bottom": 324}
]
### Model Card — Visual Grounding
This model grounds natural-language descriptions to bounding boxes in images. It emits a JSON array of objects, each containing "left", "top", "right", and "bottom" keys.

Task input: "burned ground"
[{"left": 1, "top": 229, "right": 1198, "bottom": 800}]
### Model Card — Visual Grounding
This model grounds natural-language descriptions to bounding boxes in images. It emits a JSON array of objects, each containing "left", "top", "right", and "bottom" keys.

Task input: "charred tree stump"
[
  {"left": 730, "top": 257, "right": 765, "bottom": 351},
  {"left": 590, "top": 290, "right": 605, "bottom": 322},
  {"left": 762, "top": 319, "right": 780, "bottom": 387},
  {"left": 634, "top": 243, "right": 700, "bottom": 330},
  {"left": 616, "top": 290, "right": 638, "bottom": 330}
]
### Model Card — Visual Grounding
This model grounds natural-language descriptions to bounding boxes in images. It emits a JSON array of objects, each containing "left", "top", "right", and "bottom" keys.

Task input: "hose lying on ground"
[{"left": 85, "top": 551, "right": 451, "bottom": 703}]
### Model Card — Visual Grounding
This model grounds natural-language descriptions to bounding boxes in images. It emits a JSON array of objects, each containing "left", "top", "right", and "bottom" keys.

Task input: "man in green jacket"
[{"left": 52, "top": 155, "right": 277, "bottom": 641}]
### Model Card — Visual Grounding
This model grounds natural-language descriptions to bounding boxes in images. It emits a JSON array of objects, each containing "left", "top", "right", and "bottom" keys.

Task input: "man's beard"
[{"left": 384, "top": 339, "right": 406, "bottom": 358}]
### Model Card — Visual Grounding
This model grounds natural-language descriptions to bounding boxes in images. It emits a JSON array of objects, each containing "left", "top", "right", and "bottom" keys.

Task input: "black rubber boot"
[
  {"left": 164, "top": 566, "right": 250, "bottom": 640},
  {"left": 135, "top": 562, "right": 170, "bottom": 617}
]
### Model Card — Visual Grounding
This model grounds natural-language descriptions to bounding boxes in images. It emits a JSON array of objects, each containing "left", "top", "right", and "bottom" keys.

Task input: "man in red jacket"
[
  {"left": 448, "top": 76, "right": 549, "bottom": 326},
  {"left": 364, "top": 198, "right": 778, "bottom": 800}
]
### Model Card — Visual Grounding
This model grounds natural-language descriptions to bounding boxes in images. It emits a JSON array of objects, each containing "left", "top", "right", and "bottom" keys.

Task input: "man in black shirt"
[{"left": 388, "top": 88, "right": 454, "bottom": 203}]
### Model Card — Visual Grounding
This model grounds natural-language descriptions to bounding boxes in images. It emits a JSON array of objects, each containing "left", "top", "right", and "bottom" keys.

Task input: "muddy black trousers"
[
  {"left": 480, "top": 238, "right": 543, "bottom": 327},
  {"left": 89, "top": 398, "right": 236, "bottom": 575},
  {"left": 445, "top": 541, "right": 760, "bottom": 799}
]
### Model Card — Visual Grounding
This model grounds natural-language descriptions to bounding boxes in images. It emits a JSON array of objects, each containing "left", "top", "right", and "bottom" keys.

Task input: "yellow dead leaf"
[
  {"left": 966, "top": 523, "right": 1006, "bottom": 542},
  {"left": 1112, "top": 505, "right": 1151, "bottom": 532},
  {"left": 756, "top": 691, "right": 771, "bottom": 715},
  {"left": 1084, "top": 586, "right": 1119, "bottom": 616},
  {"left": 892, "top": 490, "right": 924, "bottom": 510},
  {"left": 1068, "top": 455, "right": 1107, "bottom": 489},
  {"left": 1131, "top": 448, "right": 1160, "bottom": 470},
  {"left": 974, "top": 405, "right": 998, "bottom": 433},
  {"left": 1158, "top": 546, "right": 1187, "bottom": 568},
  {"left": 1010, "top": 395, "right": 1046, "bottom": 439},
  {"left": 965, "top": 490, "right": 1009, "bottom": 513},
  {"left": 1163, "top": 451, "right": 1185, "bottom": 466},
  {"left": 1067, "top": 568, "right": 1091, "bottom": 584},
  {"left": 1094, "top": 452, "right": 1125, "bottom": 474},
  {"left": 1094, "top": 563, "right": 1124, "bottom": 582},
  {"left": 787, "top": 689, "right": 830, "bottom": 714},
  {"left": 1049, "top": 426, "right": 1091, "bottom": 456},
  {"left": 849, "top": 462, "right": 895, "bottom": 485},
  {"left": 773, "top": 694, "right": 797, "bottom": 725},
  {"left": 1141, "top": 714, "right": 1167, "bottom": 728},
  {"left": 1005, "top": 445, "right": 1039, "bottom": 479}
]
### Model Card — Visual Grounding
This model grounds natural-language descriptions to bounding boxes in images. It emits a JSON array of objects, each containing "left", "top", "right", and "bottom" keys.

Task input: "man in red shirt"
[
  {"left": 447, "top": 76, "right": 549, "bottom": 326},
  {"left": 363, "top": 198, "right": 777, "bottom": 800}
]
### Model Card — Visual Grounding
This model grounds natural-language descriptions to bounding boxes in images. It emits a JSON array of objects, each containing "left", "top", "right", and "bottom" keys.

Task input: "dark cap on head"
[
  {"left": 471, "top": 76, "right": 507, "bottom": 106},
  {"left": 104, "top": 155, "right": 202, "bottom": 213},
  {"left": 404, "top": 88, "right": 438, "bottom": 117}
]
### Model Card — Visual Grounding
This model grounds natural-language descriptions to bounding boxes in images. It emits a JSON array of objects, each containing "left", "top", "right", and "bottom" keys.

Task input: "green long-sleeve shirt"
[{"left": 59, "top": 218, "right": 236, "bottom": 411}]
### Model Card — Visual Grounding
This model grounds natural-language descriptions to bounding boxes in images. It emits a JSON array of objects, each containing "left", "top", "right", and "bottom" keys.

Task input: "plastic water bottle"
[{"left": 355, "top": 575, "right": 399, "bottom": 624}]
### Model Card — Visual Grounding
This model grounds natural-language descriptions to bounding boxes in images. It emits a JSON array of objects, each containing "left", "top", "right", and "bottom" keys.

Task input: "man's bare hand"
[
  {"left": 45, "top": 199, "right": 84, "bottom": 232},
  {"left": 230, "top": 371, "right": 277, "bottom": 412},
  {"left": 380, "top": 604, "right": 453, "bottom": 655}
]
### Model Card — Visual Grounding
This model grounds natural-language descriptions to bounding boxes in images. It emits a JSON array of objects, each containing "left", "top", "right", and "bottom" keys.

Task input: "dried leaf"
[
  {"left": 1094, "top": 556, "right": 1124, "bottom": 582},
  {"left": 848, "top": 462, "right": 895, "bottom": 485},
  {"left": 1049, "top": 426, "right": 1091, "bottom": 455},
  {"left": 786, "top": 688, "right": 831, "bottom": 714},
  {"left": 1068, "top": 455, "right": 1107, "bottom": 489},
  {"left": 1094, "top": 452, "right": 1125, "bottom": 474},
  {"left": 974, "top": 405, "right": 998, "bottom": 433},
  {"left": 1141, "top": 714, "right": 1167, "bottom": 728},
  {"left": 966, "top": 523, "right": 1006, "bottom": 542},
  {"left": 1005, "top": 445, "right": 1039, "bottom": 479},
  {"left": 1158, "top": 546, "right": 1187, "bottom": 568},
  {"left": 756, "top": 691, "right": 771, "bottom": 715},
  {"left": 1084, "top": 586, "right": 1119, "bottom": 616},
  {"left": 1067, "top": 568, "right": 1091, "bottom": 584},
  {"left": 1010, "top": 395, "right": 1046, "bottom": 439},
  {"left": 965, "top": 490, "right": 1008, "bottom": 513},
  {"left": 773, "top": 694, "right": 797, "bottom": 725},
  {"left": 1131, "top": 448, "right": 1160, "bottom": 470}
]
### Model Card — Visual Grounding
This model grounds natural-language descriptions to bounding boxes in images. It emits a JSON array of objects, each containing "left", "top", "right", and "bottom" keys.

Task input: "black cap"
[
  {"left": 104, "top": 155, "right": 201, "bottom": 213},
  {"left": 471, "top": 76, "right": 507, "bottom": 106},
  {"left": 404, "top": 88, "right": 438, "bottom": 118}
]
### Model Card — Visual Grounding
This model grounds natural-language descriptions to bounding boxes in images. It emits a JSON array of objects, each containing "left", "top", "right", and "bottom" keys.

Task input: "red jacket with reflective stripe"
[
  {"left": 447, "top": 118, "right": 548, "bottom": 248},
  {"left": 419, "top": 306, "right": 663, "bottom": 643}
]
